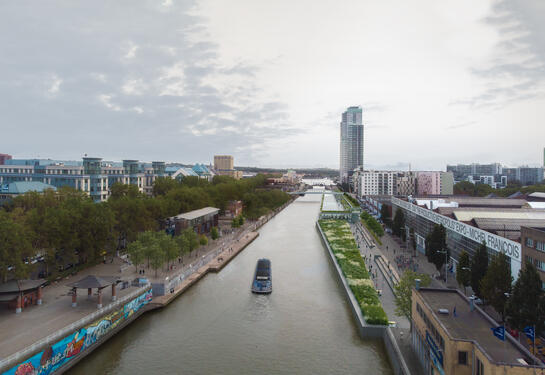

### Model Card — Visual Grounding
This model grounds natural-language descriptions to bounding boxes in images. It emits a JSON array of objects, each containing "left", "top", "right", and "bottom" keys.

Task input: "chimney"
[{"left": 415, "top": 279, "right": 421, "bottom": 290}]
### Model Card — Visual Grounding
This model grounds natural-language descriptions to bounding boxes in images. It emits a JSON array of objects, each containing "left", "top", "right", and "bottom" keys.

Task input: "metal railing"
[{"left": 0, "top": 284, "right": 151, "bottom": 371}]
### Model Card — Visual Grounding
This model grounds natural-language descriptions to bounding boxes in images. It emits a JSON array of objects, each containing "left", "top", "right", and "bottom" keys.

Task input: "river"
[{"left": 69, "top": 191, "right": 392, "bottom": 374}]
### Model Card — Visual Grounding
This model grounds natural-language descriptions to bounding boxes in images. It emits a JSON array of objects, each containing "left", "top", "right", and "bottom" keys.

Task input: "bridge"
[{"left": 287, "top": 190, "right": 343, "bottom": 195}]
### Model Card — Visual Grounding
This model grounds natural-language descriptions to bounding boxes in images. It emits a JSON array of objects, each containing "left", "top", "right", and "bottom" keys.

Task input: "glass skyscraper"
[{"left": 340, "top": 106, "right": 364, "bottom": 184}]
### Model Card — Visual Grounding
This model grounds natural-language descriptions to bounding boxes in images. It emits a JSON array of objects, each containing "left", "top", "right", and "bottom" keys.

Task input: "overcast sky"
[{"left": 1, "top": 0, "right": 544, "bottom": 170}]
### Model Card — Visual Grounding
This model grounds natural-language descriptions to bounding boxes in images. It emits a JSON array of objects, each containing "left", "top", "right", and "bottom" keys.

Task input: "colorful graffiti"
[{"left": 3, "top": 289, "right": 152, "bottom": 375}]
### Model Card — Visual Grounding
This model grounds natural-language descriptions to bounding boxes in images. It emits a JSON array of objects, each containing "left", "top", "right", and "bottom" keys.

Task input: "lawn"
[{"left": 319, "top": 219, "right": 388, "bottom": 325}]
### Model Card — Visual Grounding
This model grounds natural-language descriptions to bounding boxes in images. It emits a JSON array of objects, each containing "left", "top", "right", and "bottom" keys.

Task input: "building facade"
[
  {"left": 521, "top": 226, "right": 545, "bottom": 289},
  {"left": 0, "top": 157, "right": 165, "bottom": 202},
  {"left": 416, "top": 171, "right": 453, "bottom": 196},
  {"left": 391, "top": 197, "right": 523, "bottom": 279},
  {"left": 339, "top": 106, "right": 364, "bottom": 184},
  {"left": 214, "top": 155, "right": 234, "bottom": 171},
  {"left": 412, "top": 288, "right": 543, "bottom": 375},
  {"left": 0, "top": 153, "right": 12, "bottom": 165}
]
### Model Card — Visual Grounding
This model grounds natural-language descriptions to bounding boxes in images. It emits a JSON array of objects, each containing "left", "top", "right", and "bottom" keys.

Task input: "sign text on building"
[{"left": 392, "top": 197, "right": 521, "bottom": 262}]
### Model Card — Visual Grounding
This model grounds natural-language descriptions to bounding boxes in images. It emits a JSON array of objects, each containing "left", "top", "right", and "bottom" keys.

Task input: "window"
[
  {"left": 537, "top": 241, "right": 545, "bottom": 252},
  {"left": 458, "top": 351, "right": 467, "bottom": 365},
  {"left": 476, "top": 358, "right": 484, "bottom": 375},
  {"left": 527, "top": 238, "right": 534, "bottom": 248}
]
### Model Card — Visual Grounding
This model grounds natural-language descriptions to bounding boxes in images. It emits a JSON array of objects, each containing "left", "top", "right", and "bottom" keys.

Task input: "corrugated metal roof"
[{"left": 529, "top": 192, "right": 545, "bottom": 199}]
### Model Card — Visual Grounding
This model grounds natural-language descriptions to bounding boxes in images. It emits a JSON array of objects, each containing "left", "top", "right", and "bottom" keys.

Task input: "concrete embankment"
[{"left": 316, "top": 222, "right": 411, "bottom": 375}]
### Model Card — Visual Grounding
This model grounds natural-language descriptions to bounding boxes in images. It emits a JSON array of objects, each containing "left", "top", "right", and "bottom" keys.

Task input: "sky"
[{"left": 1, "top": 0, "right": 544, "bottom": 170}]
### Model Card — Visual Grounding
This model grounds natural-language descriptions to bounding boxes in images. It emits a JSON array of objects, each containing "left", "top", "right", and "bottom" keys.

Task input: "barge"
[{"left": 251, "top": 258, "right": 272, "bottom": 294}]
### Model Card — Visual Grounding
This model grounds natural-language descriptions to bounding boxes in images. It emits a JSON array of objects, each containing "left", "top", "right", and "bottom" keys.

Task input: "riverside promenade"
[{"left": 0, "top": 199, "right": 293, "bottom": 366}]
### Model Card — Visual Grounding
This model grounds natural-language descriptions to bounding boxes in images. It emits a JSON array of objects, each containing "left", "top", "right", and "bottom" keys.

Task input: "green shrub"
[{"left": 319, "top": 219, "right": 388, "bottom": 326}]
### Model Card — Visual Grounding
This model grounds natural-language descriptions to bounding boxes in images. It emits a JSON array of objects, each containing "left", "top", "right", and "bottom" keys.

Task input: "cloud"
[
  {"left": 0, "top": 0, "right": 297, "bottom": 164},
  {"left": 456, "top": 0, "right": 545, "bottom": 108}
]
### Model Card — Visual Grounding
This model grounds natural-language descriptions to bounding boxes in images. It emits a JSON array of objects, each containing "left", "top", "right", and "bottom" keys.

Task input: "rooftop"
[
  {"left": 1, "top": 181, "right": 56, "bottom": 194},
  {"left": 453, "top": 208, "right": 545, "bottom": 222},
  {"left": 417, "top": 288, "right": 542, "bottom": 367},
  {"left": 171, "top": 207, "right": 220, "bottom": 221}
]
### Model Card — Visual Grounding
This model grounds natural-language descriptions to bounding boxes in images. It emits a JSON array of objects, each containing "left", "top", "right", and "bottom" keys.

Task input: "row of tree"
[
  {"left": 127, "top": 229, "right": 209, "bottom": 277},
  {"left": 456, "top": 244, "right": 545, "bottom": 332},
  {"left": 454, "top": 180, "right": 545, "bottom": 197},
  {"left": 0, "top": 174, "right": 291, "bottom": 282}
]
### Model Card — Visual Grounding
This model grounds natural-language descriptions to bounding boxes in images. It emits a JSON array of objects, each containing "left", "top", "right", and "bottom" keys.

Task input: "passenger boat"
[{"left": 251, "top": 258, "right": 272, "bottom": 294}]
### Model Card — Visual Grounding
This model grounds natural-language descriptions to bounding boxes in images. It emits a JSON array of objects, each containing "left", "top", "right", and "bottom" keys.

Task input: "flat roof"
[
  {"left": 453, "top": 208, "right": 545, "bottom": 222},
  {"left": 171, "top": 207, "right": 220, "bottom": 221},
  {"left": 418, "top": 288, "right": 542, "bottom": 367}
]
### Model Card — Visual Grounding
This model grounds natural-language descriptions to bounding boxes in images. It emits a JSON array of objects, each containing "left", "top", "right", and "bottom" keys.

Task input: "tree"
[
  {"left": 211, "top": 227, "right": 219, "bottom": 240},
  {"left": 480, "top": 252, "right": 512, "bottom": 321},
  {"left": 471, "top": 241, "right": 489, "bottom": 298},
  {"left": 394, "top": 270, "right": 431, "bottom": 323},
  {"left": 456, "top": 251, "right": 471, "bottom": 293},
  {"left": 182, "top": 229, "right": 199, "bottom": 255},
  {"left": 199, "top": 235, "right": 208, "bottom": 246},
  {"left": 149, "top": 243, "right": 165, "bottom": 278},
  {"left": 426, "top": 225, "right": 447, "bottom": 272},
  {"left": 380, "top": 204, "right": 391, "bottom": 227},
  {"left": 158, "top": 232, "right": 178, "bottom": 271},
  {"left": 392, "top": 208, "right": 405, "bottom": 237},
  {"left": 127, "top": 240, "right": 144, "bottom": 272},
  {"left": 507, "top": 262, "right": 545, "bottom": 332}
]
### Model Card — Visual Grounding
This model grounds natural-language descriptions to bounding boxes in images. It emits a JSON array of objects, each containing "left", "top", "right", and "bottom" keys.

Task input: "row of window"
[
  {"left": 526, "top": 237, "right": 545, "bottom": 252},
  {"left": 416, "top": 303, "right": 445, "bottom": 350}
]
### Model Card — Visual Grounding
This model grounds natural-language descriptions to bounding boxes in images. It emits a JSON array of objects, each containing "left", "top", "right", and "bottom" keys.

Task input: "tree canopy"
[
  {"left": 480, "top": 252, "right": 512, "bottom": 321},
  {"left": 470, "top": 241, "right": 489, "bottom": 298},
  {"left": 456, "top": 251, "right": 471, "bottom": 292},
  {"left": 394, "top": 270, "right": 431, "bottom": 322},
  {"left": 425, "top": 224, "right": 447, "bottom": 272},
  {"left": 0, "top": 174, "right": 290, "bottom": 282},
  {"left": 506, "top": 262, "right": 545, "bottom": 332}
]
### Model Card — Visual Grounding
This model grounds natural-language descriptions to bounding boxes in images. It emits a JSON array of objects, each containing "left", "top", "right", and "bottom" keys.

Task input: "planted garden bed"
[{"left": 319, "top": 219, "right": 388, "bottom": 325}]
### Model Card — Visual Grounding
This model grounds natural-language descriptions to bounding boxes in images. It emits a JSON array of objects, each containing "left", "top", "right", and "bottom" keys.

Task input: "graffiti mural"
[{"left": 3, "top": 289, "right": 152, "bottom": 375}]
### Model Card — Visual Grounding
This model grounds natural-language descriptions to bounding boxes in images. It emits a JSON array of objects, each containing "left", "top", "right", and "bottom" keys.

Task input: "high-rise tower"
[{"left": 340, "top": 106, "right": 364, "bottom": 184}]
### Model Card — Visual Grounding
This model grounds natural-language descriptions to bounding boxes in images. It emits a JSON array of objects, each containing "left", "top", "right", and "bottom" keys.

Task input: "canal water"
[{"left": 69, "top": 191, "right": 392, "bottom": 374}]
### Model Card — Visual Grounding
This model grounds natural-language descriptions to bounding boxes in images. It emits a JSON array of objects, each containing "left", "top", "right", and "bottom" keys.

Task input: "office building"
[
  {"left": 395, "top": 171, "right": 417, "bottom": 196},
  {"left": 0, "top": 181, "right": 56, "bottom": 203},
  {"left": 521, "top": 226, "right": 545, "bottom": 289},
  {"left": 0, "top": 157, "right": 165, "bottom": 202},
  {"left": 416, "top": 172, "right": 453, "bottom": 196},
  {"left": 340, "top": 106, "right": 364, "bottom": 184},
  {"left": 354, "top": 170, "right": 418, "bottom": 198},
  {"left": 214, "top": 155, "right": 234, "bottom": 171},
  {"left": 447, "top": 163, "right": 502, "bottom": 181},
  {"left": 213, "top": 155, "right": 243, "bottom": 180},
  {"left": 412, "top": 287, "right": 544, "bottom": 375},
  {"left": 0, "top": 153, "right": 12, "bottom": 165}
]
